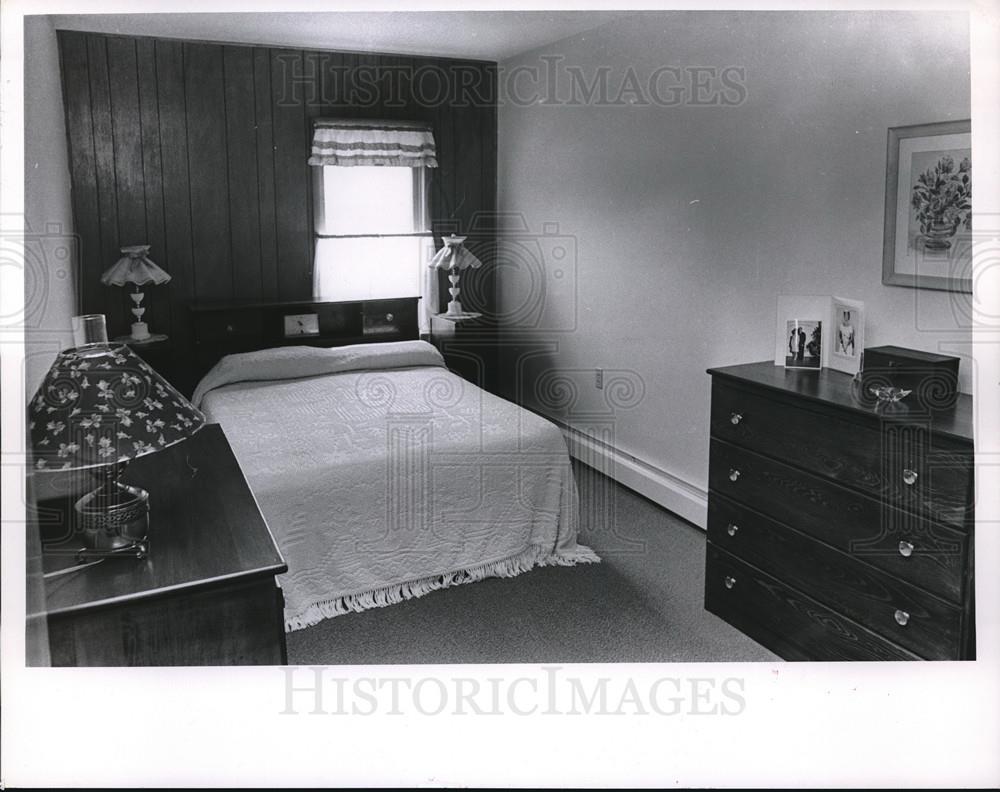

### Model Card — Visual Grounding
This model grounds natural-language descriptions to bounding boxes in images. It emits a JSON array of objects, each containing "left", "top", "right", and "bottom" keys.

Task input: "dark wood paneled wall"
[{"left": 57, "top": 31, "right": 498, "bottom": 393}]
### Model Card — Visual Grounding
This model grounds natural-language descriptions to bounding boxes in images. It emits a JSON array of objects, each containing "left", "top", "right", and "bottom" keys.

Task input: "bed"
[{"left": 191, "top": 339, "right": 597, "bottom": 631}]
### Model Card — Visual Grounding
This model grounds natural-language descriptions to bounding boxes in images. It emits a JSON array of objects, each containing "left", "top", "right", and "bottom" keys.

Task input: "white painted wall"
[
  {"left": 23, "top": 15, "right": 77, "bottom": 398},
  {"left": 497, "top": 10, "right": 973, "bottom": 516}
]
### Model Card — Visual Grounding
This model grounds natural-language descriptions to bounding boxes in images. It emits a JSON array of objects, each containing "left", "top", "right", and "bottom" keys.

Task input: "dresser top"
[
  {"left": 39, "top": 424, "right": 286, "bottom": 617},
  {"left": 707, "top": 361, "right": 974, "bottom": 444}
]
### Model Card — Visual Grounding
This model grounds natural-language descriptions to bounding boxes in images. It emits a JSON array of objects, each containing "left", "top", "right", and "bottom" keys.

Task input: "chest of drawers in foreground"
[
  {"left": 40, "top": 424, "right": 288, "bottom": 666},
  {"left": 704, "top": 362, "right": 974, "bottom": 661}
]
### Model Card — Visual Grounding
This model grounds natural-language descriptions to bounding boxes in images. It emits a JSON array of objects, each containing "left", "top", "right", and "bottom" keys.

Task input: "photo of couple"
[{"left": 785, "top": 319, "right": 822, "bottom": 369}]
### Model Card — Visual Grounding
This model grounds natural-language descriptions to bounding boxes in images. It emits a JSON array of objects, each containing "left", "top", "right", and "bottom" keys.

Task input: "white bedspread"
[{"left": 194, "top": 341, "right": 597, "bottom": 631}]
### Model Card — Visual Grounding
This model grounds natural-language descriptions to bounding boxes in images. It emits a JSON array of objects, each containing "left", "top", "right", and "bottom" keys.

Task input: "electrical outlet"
[{"left": 595, "top": 368, "right": 603, "bottom": 389}]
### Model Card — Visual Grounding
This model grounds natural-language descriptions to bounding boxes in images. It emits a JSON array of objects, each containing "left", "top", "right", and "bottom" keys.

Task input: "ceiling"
[{"left": 47, "top": 10, "right": 630, "bottom": 61}]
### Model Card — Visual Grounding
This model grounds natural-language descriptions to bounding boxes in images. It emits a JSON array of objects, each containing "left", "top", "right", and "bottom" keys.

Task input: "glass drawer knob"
[
  {"left": 903, "top": 469, "right": 918, "bottom": 486},
  {"left": 898, "top": 540, "right": 914, "bottom": 558},
  {"left": 724, "top": 576, "right": 736, "bottom": 590},
  {"left": 386, "top": 313, "right": 394, "bottom": 321},
  {"left": 894, "top": 609, "right": 910, "bottom": 626},
  {"left": 728, "top": 468, "right": 741, "bottom": 482},
  {"left": 727, "top": 523, "right": 739, "bottom": 537},
  {"left": 730, "top": 412, "right": 743, "bottom": 425},
  {"left": 226, "top": 324, "right": 234, "bottom": 333}
]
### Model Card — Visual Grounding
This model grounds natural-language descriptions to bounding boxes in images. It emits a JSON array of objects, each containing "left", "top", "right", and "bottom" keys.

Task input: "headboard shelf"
[
  {"left": 189, "top": 296, "right": 411, "bottom": 312},
  {"left": 188, "top": 297, "right": 420, "bottom": 394}
]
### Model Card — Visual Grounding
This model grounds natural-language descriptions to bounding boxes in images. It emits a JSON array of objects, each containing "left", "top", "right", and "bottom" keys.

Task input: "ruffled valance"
[{"left": 308, "top": 119, "right": 438, "bottom": 168}]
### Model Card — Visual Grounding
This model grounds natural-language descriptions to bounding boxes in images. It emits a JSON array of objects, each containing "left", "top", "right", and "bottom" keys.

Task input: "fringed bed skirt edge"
[{"left": 284, "top": 543, "right": 600, "bottom": 632}]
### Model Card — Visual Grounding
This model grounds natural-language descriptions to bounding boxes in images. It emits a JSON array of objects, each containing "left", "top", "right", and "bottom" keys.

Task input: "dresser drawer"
[
  {"left": 882, "top": 429, "right": 972, "bottom": 529},
  {"left": 709, "top": 440, "right": 968, "bottom": 597},
  {"left": 705, "top": 544, "right": 919, "bottom": 661},
  {"left": 708, "top": 491, "right": 966, "bottom": 604},
  {"left": 711, "top": 380, "right": 972, "bottom": 528},
  {"left": 707, "top": 496, "right": 964, "bottom": 658}
]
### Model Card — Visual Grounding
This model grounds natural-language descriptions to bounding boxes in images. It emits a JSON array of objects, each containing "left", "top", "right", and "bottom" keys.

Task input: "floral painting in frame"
[{"left": 882, "top": 120, "right": 972, "bottom": 293}]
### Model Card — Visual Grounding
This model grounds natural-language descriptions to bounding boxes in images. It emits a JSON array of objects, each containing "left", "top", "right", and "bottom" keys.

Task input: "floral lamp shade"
[{"left": 28, "top": 343, "right": 204, "bottom": 472}]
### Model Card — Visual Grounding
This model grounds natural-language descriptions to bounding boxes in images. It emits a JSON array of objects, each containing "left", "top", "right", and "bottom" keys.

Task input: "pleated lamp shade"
[
  {"left": 428, "top": 235, "right": 483, "bottom": 271},
  {"left": 100, "top": 245, "right": 172, "bottom": 287}
]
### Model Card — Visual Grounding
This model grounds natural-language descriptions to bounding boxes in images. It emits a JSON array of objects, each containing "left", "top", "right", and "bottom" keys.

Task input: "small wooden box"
[{"left": 861, "top": 345, "right": 960, "bottom": 410}]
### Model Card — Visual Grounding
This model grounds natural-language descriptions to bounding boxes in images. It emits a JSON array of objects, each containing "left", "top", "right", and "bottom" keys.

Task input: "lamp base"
[
  {"left": 446, "top": 300, "right": 466, "bottom": 316},
  {"left": 73, "top": 466, "right": 150, "bottom": 560},
  {"left": 72, "top": 541, "right": 149, "bottom": 562},
  {"left": 130, "top": 321, "right": 151, "bottom": 341}
]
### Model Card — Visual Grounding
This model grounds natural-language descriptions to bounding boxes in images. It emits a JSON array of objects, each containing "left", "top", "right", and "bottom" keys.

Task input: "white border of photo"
[{"left": 828, "top": 296, "right": 865, "bottom": 376}]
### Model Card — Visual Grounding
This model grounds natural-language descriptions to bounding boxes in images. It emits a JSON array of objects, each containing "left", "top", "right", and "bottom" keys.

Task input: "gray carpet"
[{"left": 286, "top": 461, "right": 779, "bottom": 664}]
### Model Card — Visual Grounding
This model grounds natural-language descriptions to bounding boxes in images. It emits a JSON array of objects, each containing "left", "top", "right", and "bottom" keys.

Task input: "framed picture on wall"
[{"left": 882, "top": 120, "right": 972, "bottom": 293}]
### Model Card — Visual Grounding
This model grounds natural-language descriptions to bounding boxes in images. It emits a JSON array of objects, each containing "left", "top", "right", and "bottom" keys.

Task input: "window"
[{"left": 312, "top": 165, "right": 432, "bottom": 304}]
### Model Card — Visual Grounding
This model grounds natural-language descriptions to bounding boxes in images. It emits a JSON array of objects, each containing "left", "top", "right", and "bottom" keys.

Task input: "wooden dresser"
[
  {"left": 704, "top": 362, "right": 975, "bottom": 661},
  {"left": 36, "top": 424, "right": 288, "bottom": 666}
]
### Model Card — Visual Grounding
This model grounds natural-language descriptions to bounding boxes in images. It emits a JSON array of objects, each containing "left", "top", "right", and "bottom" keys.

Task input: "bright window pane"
[
  {"left": 318, "top": 166, "right": 416, "bottom": 235},
  {"left": 314, "top": 236, "right": 424, "bottom": 300}
]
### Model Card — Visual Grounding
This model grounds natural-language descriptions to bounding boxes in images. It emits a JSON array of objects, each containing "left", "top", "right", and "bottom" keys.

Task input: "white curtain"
[{"left": 308, "top": 119, "right": 438, "bottom": 168}]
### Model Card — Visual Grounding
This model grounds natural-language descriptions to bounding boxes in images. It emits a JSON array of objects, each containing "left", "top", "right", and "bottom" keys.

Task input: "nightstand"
[
  {"left": 113, "top": 333, "right": 182, "bottom": 392},
  {"left": 35, "top": 424, "right": 288, "bottom": 666},
  {"left": 429, "top": 312, "right": 496, "bottom": 392},
  {"left": 113, "top": 333, "right": 169, "bottom": 346}
]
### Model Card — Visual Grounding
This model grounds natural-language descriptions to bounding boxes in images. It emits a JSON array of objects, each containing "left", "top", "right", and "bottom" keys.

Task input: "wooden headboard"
[{"left": 189, "top": 297, "right": 420, "bottom": 390}]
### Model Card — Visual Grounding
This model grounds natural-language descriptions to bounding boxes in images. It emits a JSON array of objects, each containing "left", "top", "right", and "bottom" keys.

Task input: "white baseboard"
[{"left": 558, "top": 422, "right": 708, "bottom": 530}]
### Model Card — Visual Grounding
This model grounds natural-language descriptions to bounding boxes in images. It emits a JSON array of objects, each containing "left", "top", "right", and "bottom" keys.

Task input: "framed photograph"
[
  {"left": 283, "top": 312, "right": 320, "bottom": 337},
  {"left": 882, "top": 120, "right": 972, "bottom": 293},
  {"left": 774, "top": 295, "right": 831, "bottom": 370},
  {"left": 828, "top": 297, "right": 865, "bottom": 376},
  {"left": 783, "top": 319, "right": 823, "bottom": 369}
]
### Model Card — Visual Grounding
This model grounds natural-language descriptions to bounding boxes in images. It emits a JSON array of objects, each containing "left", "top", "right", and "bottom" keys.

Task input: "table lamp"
[
  {"left": 429, "top": 235, "right": 483, "bottom": 317},
  {"left": 28, "top": 314, "right": 204, "bottom": 560},
  {"left": 100, "top": 245, "right": 171, "bottom": 341}
]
